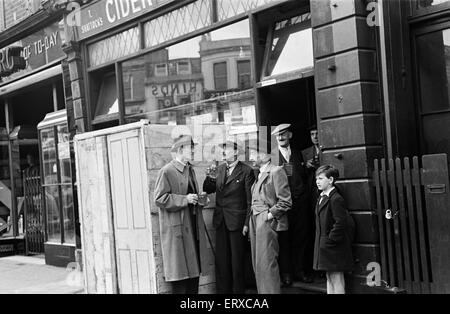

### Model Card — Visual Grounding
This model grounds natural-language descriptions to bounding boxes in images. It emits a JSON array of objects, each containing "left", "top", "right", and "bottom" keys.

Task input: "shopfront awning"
[{"left": 0, "top": 64, "right": 62, "bottom": 97}]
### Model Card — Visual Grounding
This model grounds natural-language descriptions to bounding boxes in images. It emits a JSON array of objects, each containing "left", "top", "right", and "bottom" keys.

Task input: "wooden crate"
[{"left": 74, "top": 121, "right": 216, "bottom": 294}]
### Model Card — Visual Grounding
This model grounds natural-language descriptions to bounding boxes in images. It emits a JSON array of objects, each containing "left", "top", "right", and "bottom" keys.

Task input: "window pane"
[
  {"left": 416, "top": 29, "right": 450, "bottom": 113},
  {"left": 122, "top": 20, "right": 256, "bottom": 131},
  {"left": 45, "top": 185, "right": 60, "bottom": 243},
  {"left": 41, "top": 128, "right": 58, "bottom": 185},
  {"left": 238, "top": 60, "right": 251, "bottom": 90},
  {"left": 418, "top": 0, "right": 449, "bottom": 8},
  {"left": 61, "top": 185, "right": 75, "bottom": 244},
  {"left": 265, "top": 13, "right": 313, "bottom": 77},
  {"left": 94, "top": 73, "right": 118, "bottom": 117},
  {"left": 214, "top": 62, "right": 228, "bottom": 91},
  {"left": 57, "top": 125, "right": 72, "bottom": 184}
]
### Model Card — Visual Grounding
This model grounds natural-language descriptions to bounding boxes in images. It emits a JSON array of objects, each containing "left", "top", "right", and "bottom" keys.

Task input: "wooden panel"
[
  {"left": 313, "top": 17, "right": 376, "bottom": 58},
  {"left": 320, "top": 114, "right": 382, "bottom": 148},
  {"left": 422, "top": 154, "right": 450, "bottom": 293},
  {"left": 337, "top": 179, "right": 374, "bottom": 210},
  {"left": 351, "top": 212, "right": 378, "bottom": 244},
  {"left": 316, "top": 82, "right": 380, "bottom": 118},
  {"left": 322, "top": 146, "right": 383, "bottom": 178},
  {"left": 74, "top": 136, "right": 117, "bottom": 294},
  {"left": 315, "top": 50, "right": 378, "bottom": 90},
  {"left": 108, "top": 129, "right": 156, "bottom": 294},
  {"left": 311, "top": 0, "right": 367, "bottom": 28}
]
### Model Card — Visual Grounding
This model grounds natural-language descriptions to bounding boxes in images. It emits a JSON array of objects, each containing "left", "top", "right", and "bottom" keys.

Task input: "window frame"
[{"left": 237, "top": 59, "right": 252, "bottom": 90}]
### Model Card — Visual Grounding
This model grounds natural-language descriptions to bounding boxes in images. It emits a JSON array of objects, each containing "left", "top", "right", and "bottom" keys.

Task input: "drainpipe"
[{"left": 378, "top": 0, "right": 394, "bottom": 160}]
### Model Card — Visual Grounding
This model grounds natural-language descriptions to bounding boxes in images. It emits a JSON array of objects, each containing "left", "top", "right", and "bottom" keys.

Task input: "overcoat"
[
  {"left": 313, "top": 188, "right": 355, "bottom": 272},
  {"left": 154, "top": 160, "right": 207, "bottom": 282}
]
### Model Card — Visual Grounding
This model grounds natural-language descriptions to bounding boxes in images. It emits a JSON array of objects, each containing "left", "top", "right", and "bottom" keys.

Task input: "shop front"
[{"left": 0, "top": 19, "right": 78, "bottom": 267}]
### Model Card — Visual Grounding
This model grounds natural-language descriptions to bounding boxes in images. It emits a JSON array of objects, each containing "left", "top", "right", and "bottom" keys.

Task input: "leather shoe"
[{"left": 281, "top": 273, "right": 292, "bottom": 287}]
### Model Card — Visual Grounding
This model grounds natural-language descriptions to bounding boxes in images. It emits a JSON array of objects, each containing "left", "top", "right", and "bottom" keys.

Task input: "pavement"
[{"left": 0, "top": 255, "right": 85, "bottom": 294}]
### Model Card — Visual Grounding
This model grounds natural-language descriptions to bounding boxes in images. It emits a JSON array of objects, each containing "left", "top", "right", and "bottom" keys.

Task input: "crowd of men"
[{"left": 154, "top": 124, "right": 323, "bottom": 294}]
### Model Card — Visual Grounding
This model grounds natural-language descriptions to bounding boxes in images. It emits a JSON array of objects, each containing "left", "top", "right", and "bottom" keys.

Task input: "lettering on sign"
[{"left": 0, "top": 46, "right": 26, "bottom": 78}]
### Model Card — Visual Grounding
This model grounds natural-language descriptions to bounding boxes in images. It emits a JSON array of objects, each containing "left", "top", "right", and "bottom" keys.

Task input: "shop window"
[
  {"left": 237, "top": 60, "right": 252, "bottom": 90},
  {"left": 122, "top": 19, "right": 256, "bottom": 133},
  {"left": 416, "top": 28, "right": 450, "bottom": 113},
  {"left": 262, "top": 13, "right": 313, "bottom": 79},
  {"left": 214, "top": 62, "right": 228, "bottom": 91},
  {"left": 93, "top": 72, "right": 119, "bottom": 120}
]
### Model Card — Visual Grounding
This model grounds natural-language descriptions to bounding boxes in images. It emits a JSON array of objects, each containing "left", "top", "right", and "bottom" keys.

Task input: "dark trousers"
[
  {"left": 171, "top": 277, "right": 200, "bottom": 294},
  {"left": 279, "top": 198, "right": 315, "bottom": 277},
  {"left": 215, "top": 221, "right": 246, "bottom": 294}
]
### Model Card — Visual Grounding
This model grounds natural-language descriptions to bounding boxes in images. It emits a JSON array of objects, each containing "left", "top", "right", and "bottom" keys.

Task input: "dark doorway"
[{"left": 258, "top": 77, "right": 316, "bottom": 149}]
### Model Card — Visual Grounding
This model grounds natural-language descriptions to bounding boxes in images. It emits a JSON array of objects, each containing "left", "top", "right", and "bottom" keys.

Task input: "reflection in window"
[
  {"left": 214, "top": 62, "right": 228, "bottom": 91},
  {"left": 46, "top": 185, "right": 60, "bottom": 243},
  {"left": 122, "top": 19, "right": 256, "bottom": 132},
  {"left": 418, "top": 0, "right": 449, "bottom": 8},
  {"left": 94, "top": 73, "right": 118, "bottom": 118},
  {"left": 416, "top": 29, "right": 450, "bottom": 113},
  {"left": 238, "top": 60, "right": 251, "bottom": 89},
  {"left": 264, "top": 13, "right": 313, "bottom": 78}
]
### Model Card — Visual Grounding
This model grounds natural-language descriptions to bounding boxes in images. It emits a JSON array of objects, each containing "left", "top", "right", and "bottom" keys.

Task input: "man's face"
[
  {"left": 310, "top": 130, "right": 319, "bottom": 146},
  {"left": 180, "top": 145, "right": 194, "bottom": 162},
  {"left": 276, "top": 131, "right": 292, "bottom": 148},
  {"left": 222, "top": 145, "right": 237, "bottom": 163}
]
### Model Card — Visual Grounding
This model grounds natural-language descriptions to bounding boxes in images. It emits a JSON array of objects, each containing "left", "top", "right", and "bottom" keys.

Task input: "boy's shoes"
[{"left": 281, "top": 273, "right": 292, "bottom": 287}]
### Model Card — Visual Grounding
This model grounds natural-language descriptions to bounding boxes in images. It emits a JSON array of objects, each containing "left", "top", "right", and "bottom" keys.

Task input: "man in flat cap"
[
  {"left": 203, "top": 140, "right": 255, "bottom": 294},
  {"left": 154, "top": 135, "right": 206, "bottom": 294},
  {"left": 271, "top": 123, "right": 312, "bottom": 285},
  {"left": 247, "top": 137, "right": 291, "bottom": 294}
]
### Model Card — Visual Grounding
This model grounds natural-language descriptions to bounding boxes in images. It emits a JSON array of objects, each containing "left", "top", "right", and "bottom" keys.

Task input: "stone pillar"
[
  {"left": 311, "top": 0, "right": 386, "bottom": 293},
  {"left": 62, "top": 40, "right": 89, "bottom": 252}
]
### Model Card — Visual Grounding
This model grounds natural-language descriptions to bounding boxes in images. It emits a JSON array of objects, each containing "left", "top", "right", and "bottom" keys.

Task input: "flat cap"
[
  {"left": 271, "top": 123, "right": 291, "bottom": 135},
  {"left": 171, "top": 135, "right": 197, "bottom": 152}
]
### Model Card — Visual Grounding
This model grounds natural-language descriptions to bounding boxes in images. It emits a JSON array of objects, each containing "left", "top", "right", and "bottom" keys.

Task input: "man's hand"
[
  {"left": 242, "top": 225, "right": 249, "bottom": 236},
  {"left": 187, "top": 194, "right": 198, "bottom": 205},
  {"left": 306, "top": 159, "right": 315, "bottom": 168},
  {"left": 267, "top": 212, "right": 274, "bottom": 221}
]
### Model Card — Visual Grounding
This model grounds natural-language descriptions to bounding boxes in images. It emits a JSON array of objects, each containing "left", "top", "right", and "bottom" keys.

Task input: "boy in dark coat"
[{"left": 313, "top": 165, "right": 354, "bottom": 294}]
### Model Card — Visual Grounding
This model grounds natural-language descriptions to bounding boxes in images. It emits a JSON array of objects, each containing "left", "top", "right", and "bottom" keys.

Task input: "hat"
[
  {"left": 219, "top": 140, "right": 244, "bottom": 154},
  {"left": 271, "top": 123, "right": 291, "bottom": 136},
  {"left": 308, "top": 124, "right": 318, "bottom": 132},
  {"left": 171, "top": 135, "right": 197, "bottom": 152},
  {"left": 246, "top": 137, "right": 271, "bottom": 154}
]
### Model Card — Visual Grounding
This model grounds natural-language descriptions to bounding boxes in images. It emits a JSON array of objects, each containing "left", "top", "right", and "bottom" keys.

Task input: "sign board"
[
  {"left": 0, "top": 21, "right": 65, "bottom": 84},
  {"left": 76, "top": 0, "right": 175, "bottom": 41}
]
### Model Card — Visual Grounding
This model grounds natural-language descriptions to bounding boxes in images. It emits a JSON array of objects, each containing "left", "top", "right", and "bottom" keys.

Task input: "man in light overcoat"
[{"left": 154, "top": 135, "right": 207, "bottom": 294}]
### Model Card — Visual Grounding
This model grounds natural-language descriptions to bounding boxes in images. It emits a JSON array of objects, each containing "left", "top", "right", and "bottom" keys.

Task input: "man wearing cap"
[
  {"left": 302, "top": 124, "right": 322, "bottom": 207},
  {"left": 203, "top": 140, "right": 255, "bottom": 294},
  {"left": 154, "top": 135, "right": 206, "bottom": 294},
  {"left": 248, "top": 137, "right": 291, "bottom": 294},
  {"left": 271, "top": 123, "right": 312, "bottom": 285}
]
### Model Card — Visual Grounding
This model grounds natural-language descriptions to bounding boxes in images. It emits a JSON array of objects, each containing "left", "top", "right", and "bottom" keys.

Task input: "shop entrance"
[{"left": 258, "top": 77, "right": 316, "bottom": 149}]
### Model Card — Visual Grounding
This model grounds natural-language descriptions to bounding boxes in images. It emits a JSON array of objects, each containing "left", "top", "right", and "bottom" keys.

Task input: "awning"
[{"left": 0, "top": 64, "right": 62, "bottom": 97}]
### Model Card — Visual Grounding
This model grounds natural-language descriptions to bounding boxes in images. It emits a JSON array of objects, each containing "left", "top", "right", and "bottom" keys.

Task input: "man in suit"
[
  {"left": 272, "top": 123, "right": 313, "bottom": 284},
  {"left": 154, "top": 135, "right": 206, "bottom": 294},
  {"left": 248, "top": 138, "right": 291, "bottom": 294},
  {"left": 203, "top": 140, "right": 255, "bottom": 294}
]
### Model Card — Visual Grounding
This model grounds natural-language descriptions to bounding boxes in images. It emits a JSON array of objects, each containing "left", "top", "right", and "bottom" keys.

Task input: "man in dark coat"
[
  {"left": 203, "top": 140, "right": 255, "bottom": 294},
  {"left": 271, "top": 124, "right": 312, "bottom": 285}
]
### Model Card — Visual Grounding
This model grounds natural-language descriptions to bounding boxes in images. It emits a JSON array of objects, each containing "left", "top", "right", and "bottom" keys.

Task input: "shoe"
[
  {"left": 281, "top": 273, "right": 292, "bottom": 287},
  {"left": 300, "top": 273, "right": 314, "bottom": 283}
]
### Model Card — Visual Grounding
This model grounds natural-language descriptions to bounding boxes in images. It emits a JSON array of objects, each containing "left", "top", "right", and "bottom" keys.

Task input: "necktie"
[{"left": 319, "top": 194, "right": 327, "bottom": 205}]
